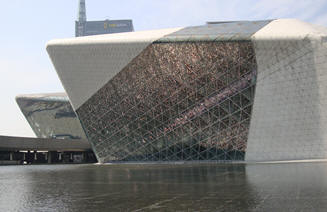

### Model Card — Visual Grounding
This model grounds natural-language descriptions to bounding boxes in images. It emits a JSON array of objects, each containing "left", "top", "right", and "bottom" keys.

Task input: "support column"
[
  {"left": 34, "top": 151, "right": 37, "bottom": 162},
  {"left": 9, "top": 152, "right": 13, "bottom": 161},
  {"left": 83, "top": 152, "right": 86, "bottom": 163},
  {"left": 47, "top": 152, "right": 52, "bottom": 164},
  {"left": 27, "top": 150, "right": 31, "bottom": 164}
]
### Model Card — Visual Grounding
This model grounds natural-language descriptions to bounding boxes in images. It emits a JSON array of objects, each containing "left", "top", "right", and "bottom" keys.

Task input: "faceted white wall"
[{"left": 246, "top": 19, "right": 327, "bottom": 161}]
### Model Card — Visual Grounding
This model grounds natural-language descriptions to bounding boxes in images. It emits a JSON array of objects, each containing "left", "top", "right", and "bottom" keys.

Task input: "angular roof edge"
[
  {"left": 252, "top": 19, "right": 327, "bottom": 40},
  {"left": 16, "top": 93, "right": 69, "bottom": 102},
  {"left": 46, "top": 19, "right": 327, "bottom": 48},
  {"left": 46, "top": 27, "right": 183, "bottom": 48}
]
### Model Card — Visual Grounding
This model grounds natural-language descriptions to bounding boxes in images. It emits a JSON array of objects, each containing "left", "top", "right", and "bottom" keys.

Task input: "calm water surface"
[{"left": 0, "top": 162, "right": 327, "bottom": 211}]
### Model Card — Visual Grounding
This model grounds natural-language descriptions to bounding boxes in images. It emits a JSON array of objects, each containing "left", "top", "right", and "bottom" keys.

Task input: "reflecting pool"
[{"left": 0, "top": 162, "right": 327, "bottom": 211}]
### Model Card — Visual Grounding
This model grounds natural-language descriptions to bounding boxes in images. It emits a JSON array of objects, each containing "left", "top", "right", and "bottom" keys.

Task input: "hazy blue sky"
[{"left": 1, "top": 0, "right": 327, "bottom": 137}]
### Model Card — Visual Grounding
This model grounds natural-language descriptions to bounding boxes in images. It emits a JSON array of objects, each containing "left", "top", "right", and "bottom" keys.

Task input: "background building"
[
  {"left": 75, "top": 0, "right": 133, "bottom": 37},
  {"left": 16, "top": 93, "right": 86, "bottom": 140},
  {"left": 14, "top": 93, "right": 96, "bottom": 164}
]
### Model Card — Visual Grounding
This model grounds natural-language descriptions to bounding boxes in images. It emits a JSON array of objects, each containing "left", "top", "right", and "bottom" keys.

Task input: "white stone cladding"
[
  {"left": 46, "top": 28, "right": 182, "bottom": 110},
  {"left": 246, "top": 19, "right": 327, "bottom": 161}
]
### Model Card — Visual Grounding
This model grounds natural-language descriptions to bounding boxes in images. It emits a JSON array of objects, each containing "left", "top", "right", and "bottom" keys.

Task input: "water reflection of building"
[
  {"left": 47, "top": 19, "right": 327, "bottom": 163},
  {"left": 245, "top": 162, "right": 327, "bottom": 210}
]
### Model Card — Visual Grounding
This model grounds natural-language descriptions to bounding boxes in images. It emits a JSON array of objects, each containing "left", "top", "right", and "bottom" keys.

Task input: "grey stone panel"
[
  {"left": 76, "top": 41, "right": 257, "bottom": 163},
  {"left": 158, "top": 20, "right": 272, "bottom": 42},
  {"left": 16, "top": 93, "right": 87, "bottom": 140}
]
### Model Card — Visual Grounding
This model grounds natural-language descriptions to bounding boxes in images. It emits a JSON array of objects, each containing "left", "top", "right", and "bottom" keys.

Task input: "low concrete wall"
[
  {"left": 0, "top": 136, "right": 91, "bottom": 151},
  {"left": 0, "top": 160, "right": 21, "bottom": 165}
]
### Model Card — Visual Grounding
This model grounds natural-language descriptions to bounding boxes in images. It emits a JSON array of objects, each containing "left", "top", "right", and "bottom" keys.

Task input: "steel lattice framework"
[{"left": 77, "top": 41, "right": 257, "bottom": 162}]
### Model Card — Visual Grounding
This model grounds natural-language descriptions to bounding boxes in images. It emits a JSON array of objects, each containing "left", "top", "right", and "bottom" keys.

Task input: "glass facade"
[
  {"left": 16, "top": 95, "right": 87, "bottom": 139},
  {"left": 77, "top": 41, "right": 257, "bottom": 162}
]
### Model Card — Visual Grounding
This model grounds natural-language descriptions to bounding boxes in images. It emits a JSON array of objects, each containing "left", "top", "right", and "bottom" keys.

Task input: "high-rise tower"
[
  {"left": 75, "top": 0, "right": 87, "bottom": 37},
  {"left": 75, "top": 0, "right": 134, "bottom": 37},
  {"left": 77, "top": 0, "right": 87, "bottom": 22}
]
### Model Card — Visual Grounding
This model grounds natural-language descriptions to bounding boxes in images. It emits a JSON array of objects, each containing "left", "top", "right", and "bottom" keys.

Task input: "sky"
[{"left": 1, "top": 0, "right": 327, "bottom": 137}]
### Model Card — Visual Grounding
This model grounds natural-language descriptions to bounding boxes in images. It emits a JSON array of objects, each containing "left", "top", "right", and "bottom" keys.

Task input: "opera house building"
[{"left": 19, "top": 19, "right": 327, "bottom": 163}]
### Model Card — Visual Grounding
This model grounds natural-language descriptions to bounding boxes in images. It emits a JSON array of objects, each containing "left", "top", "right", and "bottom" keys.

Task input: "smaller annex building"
[
  {"left": 14, "top": 94, "right": 96, "bottom": 164},
  {"left": 16, "top": 93, "right": 87, "bottom": 140}
]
